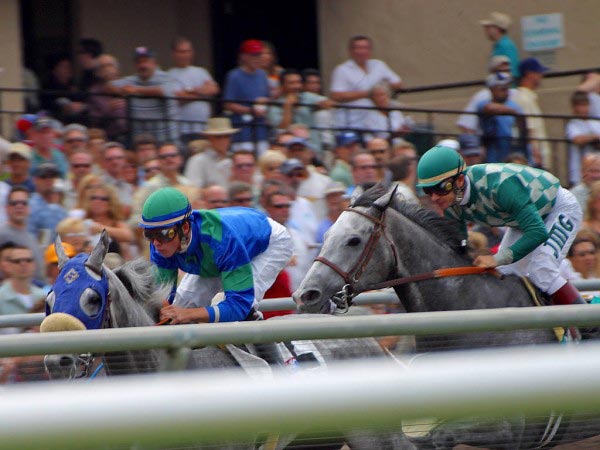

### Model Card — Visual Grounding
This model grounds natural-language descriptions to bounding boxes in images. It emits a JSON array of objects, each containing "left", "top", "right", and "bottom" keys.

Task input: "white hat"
[
  {"left": 479, "top": 12, "right": 512, "bottom": 30},
  {"left": 202, "top": 117, "right": 240, "bottom": 136}
]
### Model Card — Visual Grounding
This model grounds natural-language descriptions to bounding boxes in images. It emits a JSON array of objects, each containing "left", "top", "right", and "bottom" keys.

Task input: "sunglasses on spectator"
[
  {"left": 9, "top": 257, "right": 34, "bottom": 264},
  {"left": 72, "top": 163, "right": 91, "bottom": 169},
  {"left": 232, "top": 196, "right": 253, "bottom": 203},
  {"left": 65, "top": 138, "right": 87, "bottom": 144},
  {"left": 91, "top": 196, "right": 110, "bottom": 201},
  {"left": 271, "top": 203, "right": 291, "bottom": 209},
  {"left": 8, "top": 200, "right": 28, "bottom": 206},
  {"left": 354, "top": 164, "right": 379, "bottom": 170},
  {"left": 422, "top": 178, "right": 456, "bottom": 197},
  {"left": 369, "top": 148, "right": 388, "bottom": 154},
  {"left": 573, "top": 250, "right": 596, "bottom": 257},
  {"left": 158, "top": 153, "right": 179, "bottom": 159},
  {"left": 143, "top": 227, "right": 177, "bottom": 243},
  {"left": 208, "top": 199, "right": 229, "bottom": 205},
  {"left": 234, "top": 163, "right": 255, "bottom": 169},
  {"left": 286, "top": 171, "right": 306, "bottom": 178}
]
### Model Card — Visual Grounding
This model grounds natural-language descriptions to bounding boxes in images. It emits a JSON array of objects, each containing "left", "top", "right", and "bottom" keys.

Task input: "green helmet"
[
  {"left": 416, "top": 145, "right": 465, "bottom": 188},
  {"left": 139, "top": 187, "right": 191, "bottom": 229}
]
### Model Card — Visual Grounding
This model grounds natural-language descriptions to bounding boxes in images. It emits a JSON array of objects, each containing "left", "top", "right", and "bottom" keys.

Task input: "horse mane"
[
  {"left": 353, "top": 184, "right": 469, "bottom": 257},
  {"left": 111, "top": 258, "right": 170, "bottom": 324}
]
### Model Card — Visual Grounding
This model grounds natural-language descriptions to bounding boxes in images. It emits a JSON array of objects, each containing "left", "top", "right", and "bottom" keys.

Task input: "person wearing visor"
[
  {"left": 139, "top": 187, "right": 292, "bottom": 324},
  {"left": 416, "top": 145, "right": 585, "bottom": 306}
]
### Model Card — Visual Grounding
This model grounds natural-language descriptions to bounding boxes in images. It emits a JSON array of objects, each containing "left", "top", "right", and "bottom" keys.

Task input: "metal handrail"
[
  {"left": 2, "top": 305, "right": 600, "bottom": 358},
  {"left": 2, "top": 343, "right": 600, "bottom": 449}
]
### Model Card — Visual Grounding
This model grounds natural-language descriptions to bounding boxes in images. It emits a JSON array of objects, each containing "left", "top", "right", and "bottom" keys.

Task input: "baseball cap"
[
  {"left": 324, "top": 181, "right": 347, "bottom": 196},
  {"left": 34, "top": 163, "right": 60, "bottom": 178},
  {"left": 45, "top": 242, "right": 77, "bottom": 264},
  {"left": 7, "top": 142, "right": 32, "bottom": 161},
  {"left": 488, "top": 55, "right": 511, "bottom": 72},
  {"left": 519, "top": 57, "right": 550, "bottom": 75},
  {"left": 486, "top": 72, "right": 513, "bottom": 88},
  {"left": 479, "top": 12, "right": 512, "bottom": 30},
  {"left": 133, "top": 46, "right": 155, "bottom": 60},
  {"left": 436, "top": 139, "right": 460, "bottom": 150},
  {"left": 285, "top": 137, "right": 313, "bottom": 149},
  {"left": 279, "top": 158, "right": 305, "bottom": 175},
  {"left": 34, "top": 117, "right": 55, "bottom": 131},
  {"left": 458, "top": 134, "right": 483, "bottom": 156},
  {"left": 336, "top": 131, "right": 360, "bottom": 147},
  {"left": 239, "top": 39, "right": 263, "bottom": 55}
]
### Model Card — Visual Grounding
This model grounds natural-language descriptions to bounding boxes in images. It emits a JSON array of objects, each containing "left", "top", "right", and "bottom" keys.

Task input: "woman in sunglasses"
[
  {"left": 417, "top": 145, "right": 585, "bottom": 306},
  {"left": 139, "top": 187, "right": 292, "bottom": 324}
]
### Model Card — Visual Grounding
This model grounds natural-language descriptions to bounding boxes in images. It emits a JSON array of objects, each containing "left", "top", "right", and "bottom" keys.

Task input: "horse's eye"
[
  {"left": 347, "top": 237, "right": 361, "bottom": 247},
  {"left": 46, "top": 291, "right": 55, "bottom": 314},
  {"left": 79, "top": 288, "right": 103, "bottom": 318}
]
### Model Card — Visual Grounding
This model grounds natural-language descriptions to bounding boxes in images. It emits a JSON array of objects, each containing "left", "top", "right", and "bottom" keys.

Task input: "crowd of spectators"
[{"left": 2, "top": 10, "right": 600, "bottom": 377}]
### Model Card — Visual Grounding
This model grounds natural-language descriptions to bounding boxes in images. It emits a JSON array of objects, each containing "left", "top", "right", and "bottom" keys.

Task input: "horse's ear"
[
  {"left": 55, "top": 235, "right": 69, "bottom": 270},
  {"left": 372, "top": 184, "right": 398, "bottom": 211},
  {"left": 86, "top": 230, "right": 109, "bottom": 274}
]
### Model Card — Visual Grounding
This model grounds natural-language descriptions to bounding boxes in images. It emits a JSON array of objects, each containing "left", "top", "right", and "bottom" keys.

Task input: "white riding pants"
[{"left": 496, "top": 187, "right": 582, "bottom": 294}]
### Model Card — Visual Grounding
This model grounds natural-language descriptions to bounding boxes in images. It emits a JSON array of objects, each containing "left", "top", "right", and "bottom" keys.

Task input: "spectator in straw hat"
[
  {"left": 183, "top": 117, "right": 239, "bottom": 189},
  {"left": 5, "top": 143, "right": 34, "bottom": 194},
  {"left": 479, "top": 12, "right": 520, "bottom": 78}
]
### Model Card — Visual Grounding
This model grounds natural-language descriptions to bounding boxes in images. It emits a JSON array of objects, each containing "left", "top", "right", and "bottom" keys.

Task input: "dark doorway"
[
  {"left": 20, "top": 0, "right": 74, "bottom": 84},
  {"left": 210, "top": 0, "right": 319, "bottom": 86}
]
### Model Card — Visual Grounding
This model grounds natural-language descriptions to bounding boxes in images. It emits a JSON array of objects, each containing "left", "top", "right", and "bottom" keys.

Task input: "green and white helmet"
[
  {"left": 416, "top": 145, "right": 465, "bottom": 188},
  {"left": 139, "top": 187, "right": 192, "bottom": 229}
]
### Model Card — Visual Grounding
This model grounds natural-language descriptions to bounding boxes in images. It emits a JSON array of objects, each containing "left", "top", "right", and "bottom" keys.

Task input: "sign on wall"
[{"left": 521, "top": 13, "right": 564, "bottom": 52}]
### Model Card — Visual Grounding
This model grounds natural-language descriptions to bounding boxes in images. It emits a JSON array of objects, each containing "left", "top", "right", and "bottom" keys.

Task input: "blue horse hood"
[{"left": 47, "top": 254, "right": 109, "bottom": 330}]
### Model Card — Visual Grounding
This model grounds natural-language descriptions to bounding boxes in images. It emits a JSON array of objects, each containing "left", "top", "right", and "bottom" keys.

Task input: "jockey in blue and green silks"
[
  {"left": 139, "top": 187, "right": 292, "bottom": 323},
  {"left": 417, "top": 145, "right": 585, "bottom": 306}
]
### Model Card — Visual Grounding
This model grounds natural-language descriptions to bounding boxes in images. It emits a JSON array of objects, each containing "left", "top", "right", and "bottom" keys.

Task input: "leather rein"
[{"left": 314, "top": 207, "right": 495, "bottom": 311}]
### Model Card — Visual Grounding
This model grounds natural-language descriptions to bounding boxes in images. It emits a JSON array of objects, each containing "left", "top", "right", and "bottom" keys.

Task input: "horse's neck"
[
  {"left": 391, "top": 213, "right": 473, "bottom": 313},
  {"left": 106, "top": 293, "right": 164, "bottom": 374}
]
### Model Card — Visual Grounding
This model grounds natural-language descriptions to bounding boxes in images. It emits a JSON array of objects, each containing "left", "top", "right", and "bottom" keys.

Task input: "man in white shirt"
[
  {"left": 330, "top": 35, "right": 402, "bottom": 129},
  {"left": 168, "top": 37, "right": 220, "bottom": 154},
  {"left": 566, "top": 91, "right": 600, "bottom": 186}
]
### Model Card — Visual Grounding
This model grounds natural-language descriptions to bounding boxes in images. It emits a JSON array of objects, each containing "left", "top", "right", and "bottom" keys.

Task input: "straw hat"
[{"left": 202, "top": 117, "right": 240, "bottom": 136}]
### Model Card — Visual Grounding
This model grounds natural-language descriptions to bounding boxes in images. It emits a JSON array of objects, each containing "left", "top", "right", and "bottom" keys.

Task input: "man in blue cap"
[
  {"left": 329, "top": 131, "right": 361, "bottom": 187},
  {"left": 514, "top": 57, "right": 551, "bottom": 169}
]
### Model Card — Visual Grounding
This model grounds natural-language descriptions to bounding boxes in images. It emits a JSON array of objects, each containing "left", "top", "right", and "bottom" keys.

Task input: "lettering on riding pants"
[{"left": 543, "top": 214, "right": 574, "bottom": 259}]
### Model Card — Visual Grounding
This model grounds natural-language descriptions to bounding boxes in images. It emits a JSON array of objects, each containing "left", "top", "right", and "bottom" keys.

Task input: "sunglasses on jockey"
[
  {"left": 143, "top": 227, "right": 178, "bottom": 243},
  {"left": 422, "top": 177, "right": 457, "bottom": 197}
]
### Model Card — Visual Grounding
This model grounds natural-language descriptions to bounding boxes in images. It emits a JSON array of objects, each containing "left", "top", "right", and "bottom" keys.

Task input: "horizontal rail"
[
  {"left": 4, "top": 279, "right": 600, "bottom": 329},
  {"left": 2, "top": 305, "right": 600, "bottom": 357},
  {"left": 2, "top": 342, "right": 600, "bottom": 449}
]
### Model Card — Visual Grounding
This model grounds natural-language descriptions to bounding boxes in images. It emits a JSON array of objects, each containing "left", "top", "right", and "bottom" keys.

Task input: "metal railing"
[
  {"left": 2, "top": 305, "right": 600, "bottom": 359},
  {"left": 3, "top": 279, "right": 600, "bottom": 330},
  {"left": 2, "top": 342, "right": 600, "bottom": 449}
]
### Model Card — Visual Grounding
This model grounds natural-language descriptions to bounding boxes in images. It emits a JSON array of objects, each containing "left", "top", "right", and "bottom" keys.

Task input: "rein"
[
  {"left": 368, "top": 266, "right": 496, "bottom": 291},
  {"left": 314, "top": 207, "right": 497, "bottom": 311}
]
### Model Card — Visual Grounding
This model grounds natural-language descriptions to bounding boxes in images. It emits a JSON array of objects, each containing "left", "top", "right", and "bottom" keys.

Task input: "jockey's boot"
[
  {"left": 551, "top": 282, "right": 597, "bottom": 340},
  {"left": 550, "top": 282, "right": 587, "bottom": 305}
]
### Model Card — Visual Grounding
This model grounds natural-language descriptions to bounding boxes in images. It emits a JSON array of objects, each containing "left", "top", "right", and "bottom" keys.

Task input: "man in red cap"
[{"left": 223, "top": 39, "right": 270, "bottom": 155}]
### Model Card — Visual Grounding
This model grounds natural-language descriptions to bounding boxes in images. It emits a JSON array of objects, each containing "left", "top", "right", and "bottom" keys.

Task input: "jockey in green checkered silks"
[{"left": 417, "top": 145, "right": 585, "bottom": 306}]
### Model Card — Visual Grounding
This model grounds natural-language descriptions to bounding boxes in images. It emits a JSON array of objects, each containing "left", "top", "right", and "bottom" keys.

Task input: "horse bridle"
[{"left": 314, "top": 207, "right": 399, "bottom": 312}]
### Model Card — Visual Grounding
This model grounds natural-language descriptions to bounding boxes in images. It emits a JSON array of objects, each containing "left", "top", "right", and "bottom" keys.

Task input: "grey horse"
[
  {"left": 41, "top": 231, "right": 415, "bottom": 450},
  {"left": 294, "top": 183, "right": 600, "bottom": 449}
]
